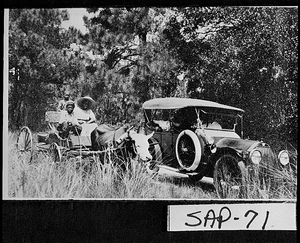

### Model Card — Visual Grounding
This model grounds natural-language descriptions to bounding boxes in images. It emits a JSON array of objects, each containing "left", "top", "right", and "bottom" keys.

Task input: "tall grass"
[
  {"left": 7, "top": 132, "right": 215, "bottom": 199},
  {"left": 6, "top": 132, "right": 297, "bottom": 199}
]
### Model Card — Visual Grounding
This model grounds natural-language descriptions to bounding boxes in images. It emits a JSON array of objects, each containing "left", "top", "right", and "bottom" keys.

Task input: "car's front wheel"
[{"left": 213, "top": 154, "right": 244, "bottom": 198}]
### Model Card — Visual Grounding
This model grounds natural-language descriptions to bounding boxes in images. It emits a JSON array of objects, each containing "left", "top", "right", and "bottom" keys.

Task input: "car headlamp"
[
  {"left": 278, "top": 150, "right": 289, "bottom": 166},
  {"left": 250, "top": 150, "right": 262, "bottom": 165}
]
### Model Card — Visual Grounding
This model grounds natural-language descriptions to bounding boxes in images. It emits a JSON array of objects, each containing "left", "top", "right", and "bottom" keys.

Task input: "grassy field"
[{"left": 6, "top": 132, "right": 297, "bottom": 199}]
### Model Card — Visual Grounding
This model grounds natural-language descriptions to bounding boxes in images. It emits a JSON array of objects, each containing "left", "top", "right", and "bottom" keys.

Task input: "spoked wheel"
[
  {"left": 17, "top": 126, "right": 33, "bottom": 163},
  {"left": 49, "top": 142, "right": 62, "bottom": 163},
  {"left": 213, "top": 154, "right": 244, "bottom": 198},
  {"left": 176, "top": 130, "right": 202, "bottom": 171}
]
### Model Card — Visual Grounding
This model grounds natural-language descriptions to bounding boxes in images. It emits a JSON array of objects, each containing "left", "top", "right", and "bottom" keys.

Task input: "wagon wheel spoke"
[
  {"left": 25, "top": 137, "right": 31, "bottom": 150},
  {"left": 25, "top": 131, "right": 29, "bottom": 142},
  {"left": 49, "top": 143, "right": 62, "bottom": 163}
]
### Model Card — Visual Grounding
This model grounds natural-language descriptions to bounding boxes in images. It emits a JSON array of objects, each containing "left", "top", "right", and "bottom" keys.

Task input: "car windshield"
[
  {"left": 201, "top": 112, "right": 237, "bottom": 130},
  {"left": 145, "top": 107, "right": 241, "bottom": 132}
]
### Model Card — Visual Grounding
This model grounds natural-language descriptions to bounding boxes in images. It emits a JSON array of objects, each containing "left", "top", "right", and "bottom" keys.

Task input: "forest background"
[{"left": 8, "top": 7, "right": 298, "bottom": 151}]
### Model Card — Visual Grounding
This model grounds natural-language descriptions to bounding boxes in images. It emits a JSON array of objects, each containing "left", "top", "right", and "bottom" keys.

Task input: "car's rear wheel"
[
  {"left": 176, "top": 130, "right": 202, "bottom": 171},
  {"left": 213, "top": 154, "right": 244, "bottom": 198}
]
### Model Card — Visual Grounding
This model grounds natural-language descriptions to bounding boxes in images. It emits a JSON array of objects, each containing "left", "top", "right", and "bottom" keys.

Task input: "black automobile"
[{"left": 141, "top": 98, "right": 291, "bottom": 198}]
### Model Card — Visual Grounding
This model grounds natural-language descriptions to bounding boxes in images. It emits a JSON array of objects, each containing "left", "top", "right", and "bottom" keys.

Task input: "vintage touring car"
[{"left": 141, "top": 97, "right": 291, "bottom": 198}]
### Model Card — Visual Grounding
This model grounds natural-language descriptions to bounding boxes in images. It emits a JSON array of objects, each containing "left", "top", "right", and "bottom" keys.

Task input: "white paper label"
[{"left": 168, "top": 203, "right": 296, "bottom": 231}]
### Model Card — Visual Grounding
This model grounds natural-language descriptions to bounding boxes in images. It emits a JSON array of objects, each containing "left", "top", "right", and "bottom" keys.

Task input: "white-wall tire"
[{"left": 175, "top": 129, "right": 202, "bottom": 171}]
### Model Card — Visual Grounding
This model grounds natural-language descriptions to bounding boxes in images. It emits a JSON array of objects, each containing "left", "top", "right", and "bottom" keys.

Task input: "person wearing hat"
[
  {"left": 57, "top": 100, "right": 81, "bottom": 138},
  {"left": 57, "top": 91, "right": 71, "bottom": 111},
  {"left": 74, "top": 96, "right": 96, "bottom": 125},
  {"left": 74, "top": 96, "right": 97, "bottom": 136}
]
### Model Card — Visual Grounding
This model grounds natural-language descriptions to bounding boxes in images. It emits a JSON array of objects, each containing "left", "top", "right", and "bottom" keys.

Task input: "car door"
[{"left": 153, "top": 131, "right": 179, "bottom": 163}]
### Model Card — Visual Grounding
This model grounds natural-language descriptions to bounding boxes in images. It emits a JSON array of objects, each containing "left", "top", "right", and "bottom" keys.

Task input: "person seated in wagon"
[
  {"left": 57, "top": 91, "right": 71, "bottom": 111},
  {"left": 74, "top": 96, "right": 98, "bottom": 136},
  {"left": 57, "top": 100, "right": 81, "bottom": 138}
]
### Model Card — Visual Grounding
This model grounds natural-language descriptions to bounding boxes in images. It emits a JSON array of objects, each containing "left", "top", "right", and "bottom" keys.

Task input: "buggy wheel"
[
  {"left": 49, "top": 142, "right": 62, "bottom": 163},
  {"left": 17, "top": 126, "right": 33, "bottom": 163},
  {"left": 213, "top": 155, "right": 243, "bottom": 198}
]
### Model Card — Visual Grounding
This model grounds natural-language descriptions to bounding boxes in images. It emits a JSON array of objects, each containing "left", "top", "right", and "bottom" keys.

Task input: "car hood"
[{"left": 216, "top": 137, "right": 261, "bottom": 152}]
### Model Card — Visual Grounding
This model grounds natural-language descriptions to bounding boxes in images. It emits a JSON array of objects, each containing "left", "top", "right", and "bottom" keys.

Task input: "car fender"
[{"left": 216, "top": 137, "right": 261, "bottom": 152}]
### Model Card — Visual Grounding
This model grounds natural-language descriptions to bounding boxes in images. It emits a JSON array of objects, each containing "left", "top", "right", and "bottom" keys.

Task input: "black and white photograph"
[{"left": 3, "top": 5, "right": 297, "bottom": 242}]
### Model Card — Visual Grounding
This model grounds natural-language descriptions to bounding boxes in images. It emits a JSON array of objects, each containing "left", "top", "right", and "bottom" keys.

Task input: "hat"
[
  {"left": 65, "top": 100, "right": 75, "bottom": 107},
  {"left": 77, "top": 96, "right": 96, "bottom": 110}
]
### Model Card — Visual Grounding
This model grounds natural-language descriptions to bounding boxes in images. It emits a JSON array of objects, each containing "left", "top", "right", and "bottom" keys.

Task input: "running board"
[{"left": 157, "top": 165, "right": 214, "bottom": 184}]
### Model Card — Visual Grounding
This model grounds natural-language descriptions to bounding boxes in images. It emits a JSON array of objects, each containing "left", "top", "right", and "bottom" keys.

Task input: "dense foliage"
[
  {"left": 8, "top": 7, "right": 298, "bottom": 149},
  {"left": 9, "top": 9, "right": 83, "bottom": 130},
  {"left": 163, "top": 7, "right": 298, "bottom": 148}
]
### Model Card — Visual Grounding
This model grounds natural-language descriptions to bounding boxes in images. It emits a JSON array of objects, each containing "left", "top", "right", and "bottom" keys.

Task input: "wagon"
[{"left": 16, "top": 111, "right": 112, "bottom": 163}]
